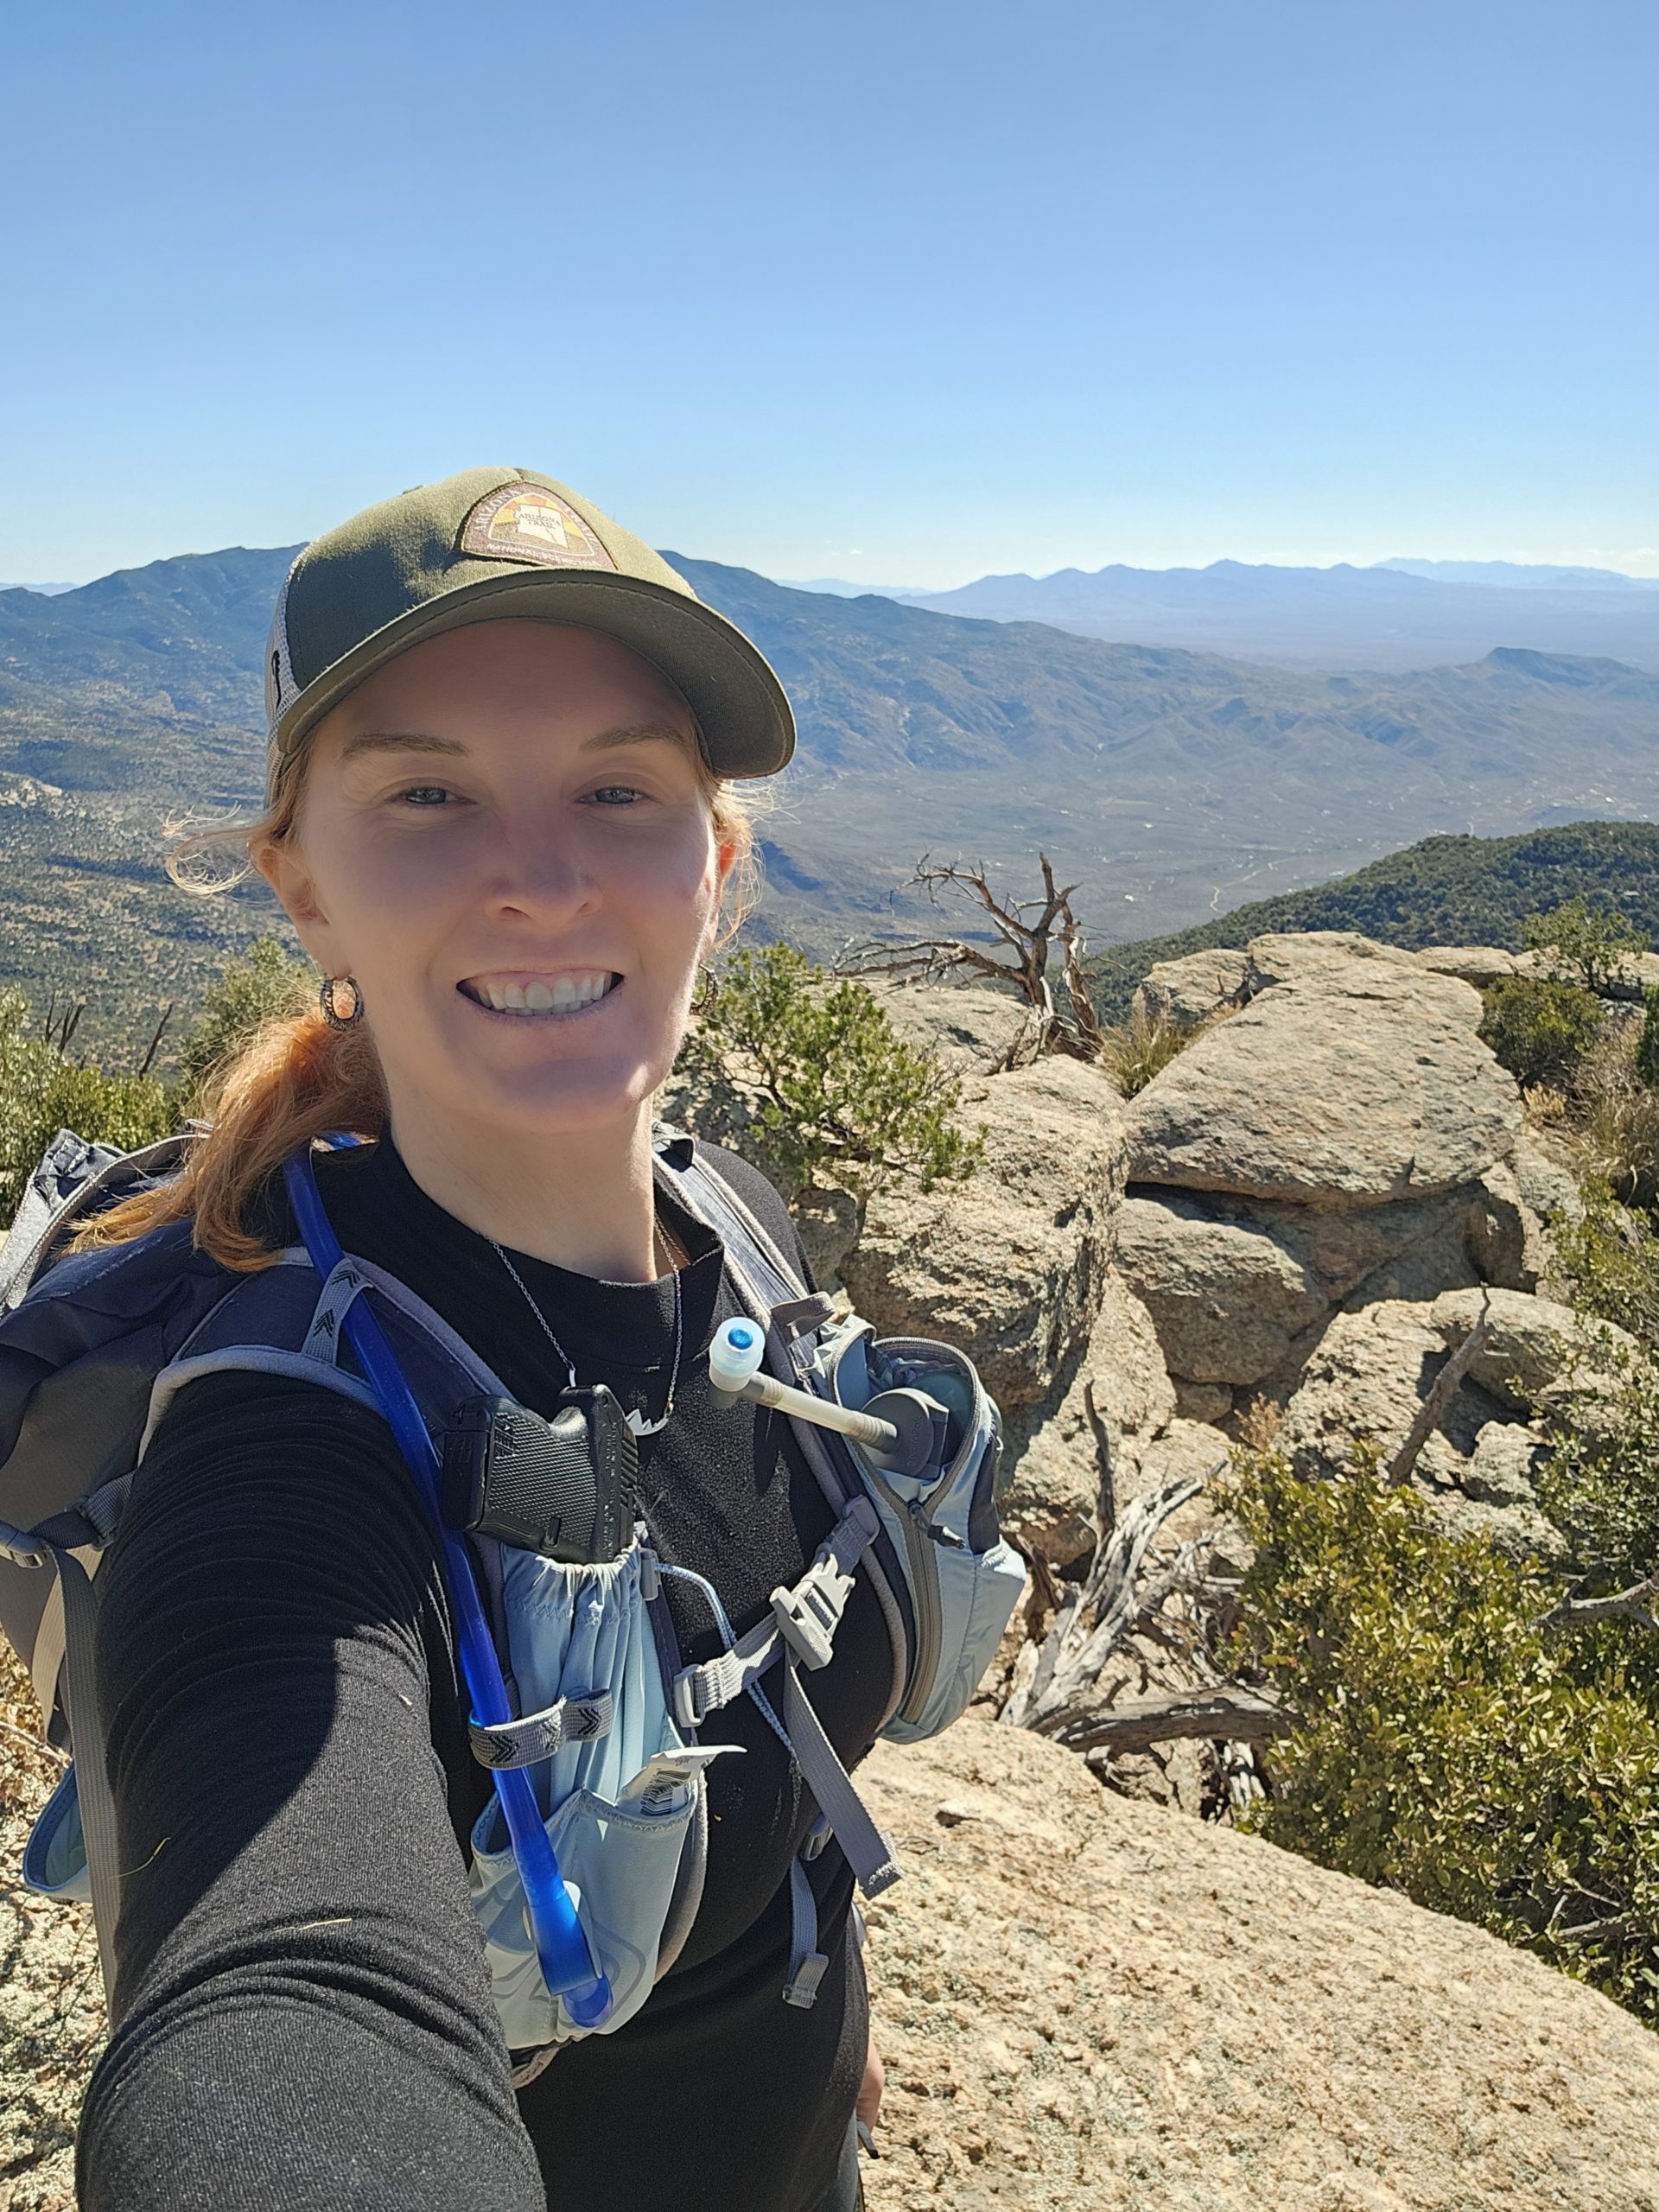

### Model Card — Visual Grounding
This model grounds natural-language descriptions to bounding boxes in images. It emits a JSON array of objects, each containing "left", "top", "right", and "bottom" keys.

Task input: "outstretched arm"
[{"left": 79, "top": 1369, "right": 544, "bottom": 2212}]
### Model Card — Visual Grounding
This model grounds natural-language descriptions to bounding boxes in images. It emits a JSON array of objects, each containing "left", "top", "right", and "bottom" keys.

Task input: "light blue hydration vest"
[{"left": 0, "top": 1127, "right": 1027, "bottom": 2073}]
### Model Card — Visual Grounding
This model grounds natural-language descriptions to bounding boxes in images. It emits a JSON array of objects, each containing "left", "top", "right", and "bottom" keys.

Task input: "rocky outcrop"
[
  {"left": 1412, "top": 944, "right": 1528, "bottom": 988},
  {"left": 1275, "top": 1299, "right": 1565, "bottom": 1559},
  {"left": 1112, "top": 932, "right": 1564, "bottom": 1429},
  {"left": 1427, "top": 1285, "right": 1634, "bottom": 1414},
  {"left": 15, "top": 1718, "right": 1659, "bottom": 2211},
  {"left": 861, "top": 1718, "right": 1659, "bottom": 2212},
  {"left": 841, "top": 1052, "right": 1128, "bottom": 1414},
  {"left": 1115, "top": 1190, "right": 1328, "bottom": 1386},
  {"left": 1123, "top": 954, "right": 1521, "bottom": 1205},
  {"left": 994, "top": 1268, "right": 1176, "bottom": 1567},
  {"left": 1133, "top": 944, "right": 1252, "bottom": 1031},
  {"left": 856, "top": 976, "right": 1027, "bottom": 1077}
]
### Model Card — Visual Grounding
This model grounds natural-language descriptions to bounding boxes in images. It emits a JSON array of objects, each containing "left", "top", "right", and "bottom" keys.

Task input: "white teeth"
[{"left": 466, "top": 972, "right": 615, "bottom": 1014}]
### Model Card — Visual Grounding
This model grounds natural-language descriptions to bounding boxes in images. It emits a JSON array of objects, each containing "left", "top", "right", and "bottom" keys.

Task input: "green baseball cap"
[{"left": 264, "top": 465, "right": 795, "bottom": 791}]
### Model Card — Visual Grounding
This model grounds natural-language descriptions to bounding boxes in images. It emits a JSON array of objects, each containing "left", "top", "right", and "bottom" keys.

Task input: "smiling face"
[{"left": 259, "top": 618, "right": 729, "bottom": 1151}]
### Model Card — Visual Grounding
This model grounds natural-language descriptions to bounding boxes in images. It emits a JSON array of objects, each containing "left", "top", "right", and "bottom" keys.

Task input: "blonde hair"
[{"left": 72, "top": 699, "right": 762, "bottom": 1273}]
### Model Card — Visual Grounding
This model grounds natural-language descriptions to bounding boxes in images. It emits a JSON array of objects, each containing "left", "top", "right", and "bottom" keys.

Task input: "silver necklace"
[{"left": 490, "top": 1217, "right": 683, "bottom": 1439}]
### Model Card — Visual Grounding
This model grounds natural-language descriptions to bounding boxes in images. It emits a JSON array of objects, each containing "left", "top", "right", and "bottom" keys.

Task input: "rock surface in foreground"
[{"left": 861, "top": 1718, "right": 1659, "bottom": 2212}]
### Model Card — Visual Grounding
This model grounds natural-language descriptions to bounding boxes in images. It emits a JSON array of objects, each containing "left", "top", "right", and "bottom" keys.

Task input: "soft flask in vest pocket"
[
  {"left": 466, "top": 1530, "right": 734, "bottom": 2054},
  {"left": 812, "top": 1322, "right": 1027, "bottom": 1744}
]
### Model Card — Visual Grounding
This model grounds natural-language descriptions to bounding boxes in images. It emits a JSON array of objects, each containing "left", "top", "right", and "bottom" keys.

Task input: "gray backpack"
[{"left": 0, "top": 1127, "right": 1026, "bottom": 2066}]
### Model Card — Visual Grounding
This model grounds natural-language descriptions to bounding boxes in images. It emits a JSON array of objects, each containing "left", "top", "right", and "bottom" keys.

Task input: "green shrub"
[
  {"left": 1524, "top": 895, "right": 1649, "bottom": 994},
  {"left": 1534, "top": 1182, "right": 1659, "bottom": 1582},
  {"left": 682, "top": 944, "right": 983, "bottom": 1205},
  {"left": 1478, "top": 974, "right": 1604, "bottom": 1091},
  {"left": 1222, "top": 1445, "right": 1659, "bottom": 2025},
  {"left": 175, "top": 937, "right": 315, "bottom": 1103},
  {"left": 0, "top": 990, "right": 174, "bottom": 1221},
  {"left": 1556, "top": 1020, "right": 1659, "bottom": 1210},
  {"left": 1552, "top": 1176, "right": 1659, "bottom": 1346}
]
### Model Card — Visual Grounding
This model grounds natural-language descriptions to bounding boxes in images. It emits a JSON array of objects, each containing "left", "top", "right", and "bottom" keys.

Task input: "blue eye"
[{"left": 589, "top": 785, "right": 643, "bottom": 804}]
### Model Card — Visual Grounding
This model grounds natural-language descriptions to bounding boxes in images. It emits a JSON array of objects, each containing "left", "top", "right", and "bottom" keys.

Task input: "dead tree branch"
[
  {"left": 1535, "top": 1573, "right": 1659, "bottom": 1635},
  {"left": 137, "top": 1001, "right": 174, "bottom": 1078},
  {"left": 1057, "top": 1686, "right": 1296, "bottom": 1758},
  {"left": 1004, "top": 1465, "right": 1218, "bottom": 1731},
  {"left": 1550, "top": 1911, "right": 1633, "bottom": 1945},
  {"left": 1389, "top": 1304, "right": 1491, "bottom": 1486},
  {"left": 838, "top": 852, "right": 1103, "bottom": 1068}
]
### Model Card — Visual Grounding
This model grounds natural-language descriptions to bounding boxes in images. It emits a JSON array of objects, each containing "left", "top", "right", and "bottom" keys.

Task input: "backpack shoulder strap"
[
  {"left": 0, "top": 1128, "right": 202, "bottom": 1313},
  {"left": 653, "top": 1132, "right": 912, "bottom": 1741}
]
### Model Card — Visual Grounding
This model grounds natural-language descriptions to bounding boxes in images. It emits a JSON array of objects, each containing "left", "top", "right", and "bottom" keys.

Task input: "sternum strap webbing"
[
  {"left": 671, "top": 1497, "right": 878, "bottom": 1731},
  {"left": 780, "top": 1657, "right": 900, "bottom": 1898}
]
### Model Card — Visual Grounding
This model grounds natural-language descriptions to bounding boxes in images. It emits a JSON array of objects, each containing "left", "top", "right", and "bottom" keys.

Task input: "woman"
[{"left": 74, "top": 469, "right": 892, "bottom": 2210}]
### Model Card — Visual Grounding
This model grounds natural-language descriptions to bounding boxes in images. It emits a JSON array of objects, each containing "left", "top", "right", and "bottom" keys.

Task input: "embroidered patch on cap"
[{"left": 459, "top": 486, "right": 616, "bottom": 570}]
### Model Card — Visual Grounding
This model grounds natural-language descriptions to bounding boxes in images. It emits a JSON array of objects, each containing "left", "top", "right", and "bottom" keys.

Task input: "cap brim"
[{"left": 270, "top": 567, "right": 795, "bottom": 779}]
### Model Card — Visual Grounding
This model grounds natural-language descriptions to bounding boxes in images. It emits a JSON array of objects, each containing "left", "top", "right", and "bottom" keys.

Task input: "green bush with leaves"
[
  {"left": 0, "top": 989, "right": 173, "bottom": 1221},
  {"left": 1533, "top": 1180, "right": 1659, "bottom": 1583},
  {"left": 0, "top": 938, "right": 318, "bottom": 1225},
  {"left": 1478, "top": 974, "right": 1604, "bottom": 1091},
  {"left": 1222, "top": 1445, "right": 1659, "bottom": 2025},
  {"left": 175, "top": 936, "right": 316, "bottom": 1103},
  {"left": 1552, "top": 1174, "right": 1659, "bottom": 1344},
  {"left": 681, "top": 944, "right": 983, "bottom": 1205},
  {"left": 1523, "top": 895, "right": 1649, "bottom": 995}
]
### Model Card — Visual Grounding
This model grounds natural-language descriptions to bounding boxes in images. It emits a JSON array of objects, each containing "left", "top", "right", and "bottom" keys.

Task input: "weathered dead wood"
[
  {"left": 1056, "top": 1686, "right": 1295, "bottom": 1758},
  {"left": 1535, "top": 1573, "right": 1659, "bottom": 1635},
  {"left": 137, "top": 1001, "right": 174, "bottom": 1077},
  {"left": 1388, "top": 1305, "right": 1491, "bottom": 1485},
  {"left": 1081, "top": 1377, "right": 1116, "bottom": 1535},
  {"left": 1552, "top": 1911, "right": 1634, "bottom": 1945},
  {"left": 838, "top": 851, "right": 1103, "bottom": 1067},
  {"left": 1004, "top": 1465, "right": 1217, "bottom": 1730}
]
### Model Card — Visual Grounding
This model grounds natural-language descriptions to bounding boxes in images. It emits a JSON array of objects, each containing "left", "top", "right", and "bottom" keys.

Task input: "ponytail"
[{"left": 69, "top": 1007, "right": 387, "bottom": 1272}]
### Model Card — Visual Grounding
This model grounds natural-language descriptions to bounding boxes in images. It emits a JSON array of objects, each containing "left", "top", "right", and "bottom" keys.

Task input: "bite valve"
[
  {"left": 709, "top": 1318, "right": 767, "bottom": 1405},
  {"left": 706, "top": 1319, "right": 944, "bottom": 1478}
]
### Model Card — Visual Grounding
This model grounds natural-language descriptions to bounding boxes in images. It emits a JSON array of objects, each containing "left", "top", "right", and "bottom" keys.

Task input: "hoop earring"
[{"left": 319, "top": 975, "right": 364, "bottom": 1029}]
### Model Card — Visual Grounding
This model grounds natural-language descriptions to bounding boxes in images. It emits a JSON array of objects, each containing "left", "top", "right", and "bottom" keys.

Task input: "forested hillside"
[{"left": 1088, "top": 819, "right": 1659, "bottom": 1014}]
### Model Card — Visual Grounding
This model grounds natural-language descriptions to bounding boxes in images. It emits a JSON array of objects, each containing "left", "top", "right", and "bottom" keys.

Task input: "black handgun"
[{"left": 441, "top": 1388, "right": 634, "bottom": 1563}]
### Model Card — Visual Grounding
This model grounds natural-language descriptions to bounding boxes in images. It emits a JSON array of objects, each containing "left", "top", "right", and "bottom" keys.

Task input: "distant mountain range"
[
  {"left": 900, "top": 560, "right": 1659, "bottom": 671},
  {"left": 779, "top": 577, "right": 930, "bottom": 601},
  {"left": 791, "top": 557, "right": 1659, "bottom": 608},
  {"left": 3, "top": 545, "right": 1658, "bottom": 1064},
  {"left": 1376, "top": 558, "right": 1659, "bottom": 593}
]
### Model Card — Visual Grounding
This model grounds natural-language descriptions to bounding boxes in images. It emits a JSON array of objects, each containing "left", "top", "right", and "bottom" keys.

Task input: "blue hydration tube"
[{"left": 283, "top": 1140, "right": 613, "bottom": 2031}]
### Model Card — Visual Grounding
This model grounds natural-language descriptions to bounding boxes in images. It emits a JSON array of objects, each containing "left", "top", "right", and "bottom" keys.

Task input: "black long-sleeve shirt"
[{"left": 79, "top": 1134, "right": 892, "bottom": 2212}]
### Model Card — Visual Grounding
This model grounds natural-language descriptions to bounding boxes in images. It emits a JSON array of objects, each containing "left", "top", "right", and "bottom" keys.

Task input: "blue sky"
[{"left": 3, "top": 0, "right": 1655, "bottom": 587}]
